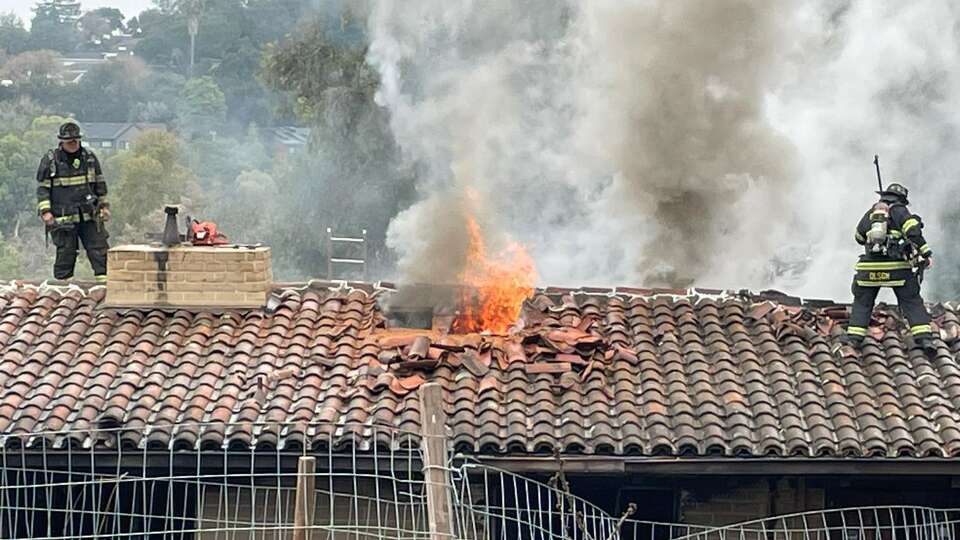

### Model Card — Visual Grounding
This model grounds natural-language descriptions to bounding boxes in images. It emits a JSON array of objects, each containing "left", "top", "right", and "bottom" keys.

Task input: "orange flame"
[{"left": 454, "top": 215, "right": 537, "bottom": 334}]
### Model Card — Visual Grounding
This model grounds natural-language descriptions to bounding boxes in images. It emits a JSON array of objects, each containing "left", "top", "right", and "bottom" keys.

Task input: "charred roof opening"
[{"left": 382, "top": 283, "right": 468, "bottom": 333}]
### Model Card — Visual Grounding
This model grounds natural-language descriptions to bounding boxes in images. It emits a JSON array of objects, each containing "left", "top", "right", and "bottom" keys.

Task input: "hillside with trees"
[{"left": 0, "top": 0, "right": 411, "bottom": 282}]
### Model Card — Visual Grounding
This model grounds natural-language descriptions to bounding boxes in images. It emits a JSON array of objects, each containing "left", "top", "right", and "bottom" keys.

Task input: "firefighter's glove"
[
  {"left": 924, "top": 255, "right": 933, "bottom": 270},
  {"left": 40, "top": 212, "right": 54, "bottom": 226},
  {"left": 99, "top": 207, "right": 111, "bottom": 222}
]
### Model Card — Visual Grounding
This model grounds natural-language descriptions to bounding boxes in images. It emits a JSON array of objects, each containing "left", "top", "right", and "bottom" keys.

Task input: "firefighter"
[
  {"left": 844, "top": 183, "right": 935, "bottom": 354},
  {"left": 36, "top": 122, "right": 110, "bottom": 283}
]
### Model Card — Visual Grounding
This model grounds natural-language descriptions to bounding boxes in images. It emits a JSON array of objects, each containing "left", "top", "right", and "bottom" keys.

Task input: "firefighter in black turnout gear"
[
  {"left": 845, "top": 183, "right": 935, "bottom": 353},
  {"left": 36, "top": 122, "right": 110, "bottom": 282}
]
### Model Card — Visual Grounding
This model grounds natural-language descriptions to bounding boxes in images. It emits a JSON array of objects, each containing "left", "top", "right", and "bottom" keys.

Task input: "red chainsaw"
[{"left": 190, "top": 219, "right": 229, "bottom": 246}]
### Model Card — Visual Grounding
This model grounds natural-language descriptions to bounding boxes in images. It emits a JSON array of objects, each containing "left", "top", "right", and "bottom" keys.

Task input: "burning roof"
[{"left": 2, "top": 279, "right": 960, "bottom": 457}]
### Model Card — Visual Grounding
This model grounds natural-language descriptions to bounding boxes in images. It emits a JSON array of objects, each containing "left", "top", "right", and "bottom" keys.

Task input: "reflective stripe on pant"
[
  {"left": 848, "top": 273, "right": 932, "bottom": 338},
  {"left": 51, "top": 220, "right": 109, "bottom": 280}
]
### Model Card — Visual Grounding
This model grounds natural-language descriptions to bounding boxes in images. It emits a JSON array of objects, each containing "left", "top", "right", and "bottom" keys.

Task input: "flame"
[{"left": 454, "top": 215, "right": 537, "bottom": 334}]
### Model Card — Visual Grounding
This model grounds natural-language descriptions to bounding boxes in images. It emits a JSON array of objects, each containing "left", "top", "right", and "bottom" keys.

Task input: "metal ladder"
[{"left": 326, "top": 227, "right": 367, "bottom": 280}]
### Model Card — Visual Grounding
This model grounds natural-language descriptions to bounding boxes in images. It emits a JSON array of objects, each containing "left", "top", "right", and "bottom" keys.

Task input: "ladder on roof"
[{"left": 326, "top": 227, "right": 367, "bottom": 281}]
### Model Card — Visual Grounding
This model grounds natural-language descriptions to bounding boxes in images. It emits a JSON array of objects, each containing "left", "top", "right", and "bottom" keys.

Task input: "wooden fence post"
[
  {"left": 293, "top": 456, "right": 316, "bottom": 540},
  {"left": 419, "top": 382, "right": 454, "bottom": 540}
]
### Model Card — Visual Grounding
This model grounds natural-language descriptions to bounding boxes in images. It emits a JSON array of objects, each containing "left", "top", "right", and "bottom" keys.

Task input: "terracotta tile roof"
[{"left": 2, "top": 281, "right": 960, "bottom": 458}]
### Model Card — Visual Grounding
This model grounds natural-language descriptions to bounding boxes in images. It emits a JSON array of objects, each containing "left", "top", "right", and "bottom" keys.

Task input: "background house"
[
  {"left": 259, "top": 126, "right": 310, "bottom": 159},
  {"left": 81, "top": 121, "right": 166, "bottom": 151}
]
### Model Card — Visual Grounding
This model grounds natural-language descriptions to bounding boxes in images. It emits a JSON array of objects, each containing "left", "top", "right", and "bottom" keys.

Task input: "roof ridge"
[
  {"left": 0, "top": 280, "right": 102, "bottom": 297},
  {"left": 0, "top": 278, "right": 856, "bottom": 307}
]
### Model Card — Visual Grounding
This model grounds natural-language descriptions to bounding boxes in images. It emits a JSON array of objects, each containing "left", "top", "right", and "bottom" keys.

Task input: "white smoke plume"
[
  {"left": 771, "top": 1, "right": 960, "bottom": 301},
  {"left": 368, "top": 0, "right": 960, "bottom": 300}
]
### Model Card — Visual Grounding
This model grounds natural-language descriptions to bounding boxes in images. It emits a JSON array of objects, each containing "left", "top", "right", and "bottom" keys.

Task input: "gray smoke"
[
  {"left": 770, "top": 1, "right": 960, "bottom": 301},
  {"left": 369, "top": 0, "right": 960, "bottom": 298},
  {"left": 568, "top": 1, "right": 797, "bottom": 288}
]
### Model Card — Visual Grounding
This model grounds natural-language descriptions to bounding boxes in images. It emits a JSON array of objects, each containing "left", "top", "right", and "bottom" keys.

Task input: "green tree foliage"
[
  {"left": 35, "top": 1, "right": 81, "bottom": 24},
  {"left": 92, "top": 7, "right": 125, "bottom": 31},
  {"left": 174, "top": 126, "right": 268, "bottom": 254},
  {"left": 134, "top": 9, "right": 185, "bottom": 68},
  {"left": 1, "top": 50, "right": 59, "bottom": 86},
  {"left": 136, "top": 0, "right": 308, "bottom": 127},
  {"left": 177, "top": 75, "right": 226, "bottom": 136},
  {"left": 78, "top": 8, "right": 125, "bottom": 45},
  {"left": 0, "top": 13, "right": 30, "bottom": 56},
  {"left": 0, "top": 236, "right": 24, "bottom": 279},
  {"left": 261, "top": 16, "right": 414, "bottom": 278},
  {"left": 0, "top": 134, "right": 36, "bottom": 229},
  {"left": 0, "top": 2, "right": 416, "bottom": 281},
  {"left": 152, "top": 0, "right": 176, "bottom": 14},
  {"left": 0, "top": 115, "right": 70, "bottom": 234},
  {"left": 0, "top": 98, "right": 43, "bottom": 137},
  {"left": 213, "top": 169, "right": 275, "bottom": 242},
  {"left": 108, "top": 130, "right": 201, "bottom": 236},
  {"left": 29, "top": 1, "right": 81, "bottom": 53},
  {"left": 0, "top": 113, "right": 69, "bottom": 279},
  {"left": 27, "top": 115, "right": 71, "bottom": 150},
  {"left": 135, "top": 71, "right": 186, "bottom": 123},
  {"left": 70, "top": 57, "right": 149, "bottom": 121}
]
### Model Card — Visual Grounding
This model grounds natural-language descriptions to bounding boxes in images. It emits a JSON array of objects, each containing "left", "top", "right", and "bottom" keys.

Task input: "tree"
[
  {"left": 177, "top": 75, "right": 225, "bottom": 137},
  {"left": 126, "top": 16, "right": 141, "bottom": 35},
  {"left": 70, "top": 57, "right": 148, "bottom": 122},
  {"left": 34, "top": 1, "right": 81, "bottom": 25},
  {"left": 78, "top": 8, "right": 125, "bottom": 45},
  {"left": 260, "top": 17, "right": 412, "bottom": 277},
  {"left": 134, "top": 70, "right": 186, "bottom": 123},
  {"left": 135, "top": 8, "right": 188, "bottom": 72},
  {"left": 29, "top": 1, "right": 81, "bottom": 52},
  {"left": 0, "top": 115, "right": 70, "bottom": 243},
  {"left": 78, "top": 12, "right": 111, "bottom": 44},
  {"left": 152, "top": 0, "right": 176, "bottom": 14},
  {"left": 0, "top": 13, "right": 29, "bottom": 55},
  {"left": 135, "top": 0, "right": 308, "bottom": 127},
  {"left": 0, "top": 135, "right": 35, "bottom": 238},
  {"left": 107, "top": 130, "right": 201, "bottom": 236},
  {"left": 0, "top": 235, "right": 24, "bottom": 278},
  {"left": 176, "top": 0, "right": 205, "bottom": 78},
  {"left": 211, "top": 169, "right": 275, "bottom": 242},
  {"left": 0, "top": 50, "right": 66, "bottom": 107},
  {"left": 92, "top": 7, "right": 124, "bottom": 31},
  {"left": 0, "top": 50, "right": 60, "bottom": 87},
  {"left": 0, "top": 97, "right": 43, "bottom": 138}
]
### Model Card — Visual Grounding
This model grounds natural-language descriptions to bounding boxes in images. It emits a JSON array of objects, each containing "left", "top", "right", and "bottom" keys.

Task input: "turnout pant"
[
  {"left": 51, "top": 220, "right": 109, "bottom": 281},
  {"left": 847, "top": 273, "right": 932, "bottom": 340}
]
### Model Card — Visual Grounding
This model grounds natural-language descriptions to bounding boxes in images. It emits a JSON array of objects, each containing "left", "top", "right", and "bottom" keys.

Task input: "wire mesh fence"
[
  {"left": 2, "top": 422, "right": 960, "bottom": 540},
  {"left": 664, "top": 506, "right": 960, "bottom": 540},
  {"left": 450, "top": 460, "right": 705, "bottom": 540},
  {"left": 0, "top": 422, "right": 432, "bottom": 540},
  {"left": 448, "top": 461, "right": 960, "bottom": 540}
]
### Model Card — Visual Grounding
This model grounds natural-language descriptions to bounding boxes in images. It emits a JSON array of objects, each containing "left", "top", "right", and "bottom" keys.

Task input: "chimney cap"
[{"left": 164, "top": 205, "right": 179, "bottom": 215}]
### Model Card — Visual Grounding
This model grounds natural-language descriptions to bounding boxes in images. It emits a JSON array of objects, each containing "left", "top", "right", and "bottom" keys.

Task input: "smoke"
[
  {"left": 569, "top": 1, "right": 797, "bottom": 288},
  {"left": 769, "top": 1, "right": 960, "bottom": 301},
  {"left": 368, "top": 0, "right": 960, "bottom": 298}
]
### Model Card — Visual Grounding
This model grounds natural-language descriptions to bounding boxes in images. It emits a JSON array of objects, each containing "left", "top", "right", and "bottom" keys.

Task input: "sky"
[{"left": 0, "top": 0, "right": 154, "bottom": 28}]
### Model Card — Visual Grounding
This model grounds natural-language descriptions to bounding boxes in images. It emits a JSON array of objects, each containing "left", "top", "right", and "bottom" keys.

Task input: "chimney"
[{"left": 104, "top": 208, "right": 273, "bottom": 308}]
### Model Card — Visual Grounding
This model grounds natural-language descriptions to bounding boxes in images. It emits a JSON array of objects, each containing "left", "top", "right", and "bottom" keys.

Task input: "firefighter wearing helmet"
[
  {"left": 844, "top": 182, "right": 935, "bottom": 355},
  {"left": 35, "top": 122, "right": 110, "bottom": 282}
]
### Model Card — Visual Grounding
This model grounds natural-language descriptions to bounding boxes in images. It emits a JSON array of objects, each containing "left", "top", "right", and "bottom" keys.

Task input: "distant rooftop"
[
  {"left": 81, "top": 122, "right": 166, "bottom": 141},
  {"left": 261, "top": 126, "right": 310, "bottom": 146}
]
